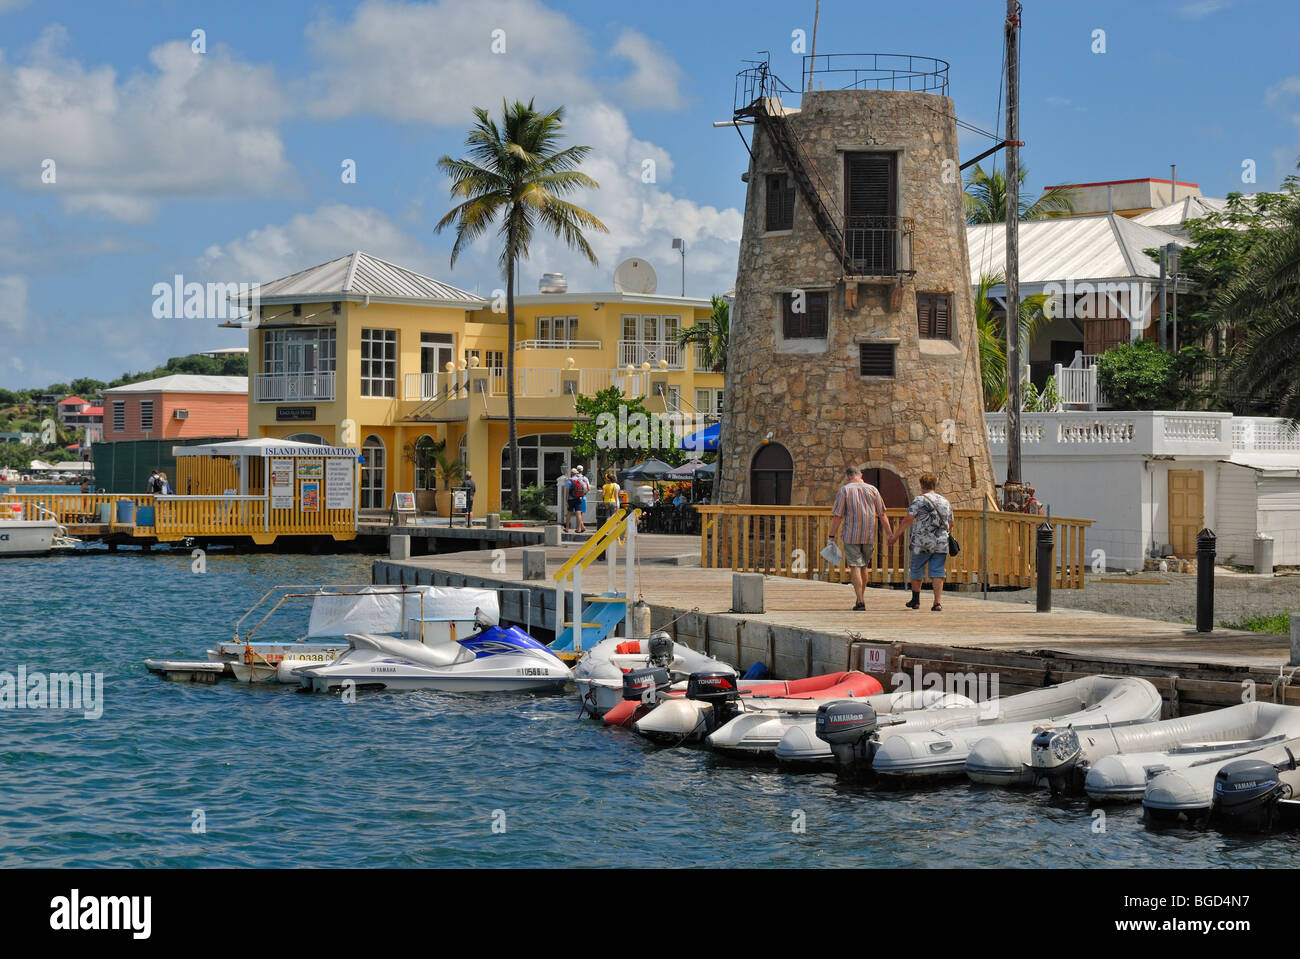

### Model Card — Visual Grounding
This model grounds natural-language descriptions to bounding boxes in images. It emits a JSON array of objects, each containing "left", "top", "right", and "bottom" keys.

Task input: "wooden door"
[{"left": 1168, "top": 470, "right": 1204, "bottom": 556}]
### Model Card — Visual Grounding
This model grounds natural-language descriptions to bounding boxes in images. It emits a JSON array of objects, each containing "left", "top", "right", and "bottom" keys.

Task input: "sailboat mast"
[{"left": 1004, "top": 0, "right": 1022, "bottom": 489}]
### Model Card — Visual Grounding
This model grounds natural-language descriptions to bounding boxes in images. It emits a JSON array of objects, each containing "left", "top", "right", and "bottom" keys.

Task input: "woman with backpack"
[{"left": 887, "top": 472, "right": 954, "bottom": 612}]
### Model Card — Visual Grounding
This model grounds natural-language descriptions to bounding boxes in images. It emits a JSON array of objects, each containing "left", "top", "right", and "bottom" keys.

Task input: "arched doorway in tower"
[
  {"left": 750, "top": 443, "right": 793, "bottom": 505},
  {"left": 861, "top": 467, "right": 908, "bottom": 508}
]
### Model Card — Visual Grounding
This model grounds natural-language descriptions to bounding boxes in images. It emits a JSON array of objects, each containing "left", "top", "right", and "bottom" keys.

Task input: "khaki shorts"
[{"left": 843, "top": 542, "right": 874, "bottom": 567}]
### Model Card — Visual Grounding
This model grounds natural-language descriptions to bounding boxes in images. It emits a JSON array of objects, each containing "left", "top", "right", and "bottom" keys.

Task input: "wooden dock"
[{"left": 374, "top": 534, "right": 1299, "bottom": 716}]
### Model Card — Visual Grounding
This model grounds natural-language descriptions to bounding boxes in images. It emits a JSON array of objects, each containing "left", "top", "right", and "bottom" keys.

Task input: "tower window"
[
  {"left": 765, "top": 173, "right": 796, "bottom": 232},
  {"left": 859, "top": 343, "right": 896, "bottom": 377},
  {"left": 917, "top": 293, "right": 952, "bottom": 339},
  {"left": 782, "top": 291, "right": 828, "bottom": 339}
]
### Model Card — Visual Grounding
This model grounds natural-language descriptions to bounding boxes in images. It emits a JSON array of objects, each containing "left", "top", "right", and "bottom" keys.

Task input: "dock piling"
[
  {"left": 1196, "top": 528, "right": 1216, "bottom": 633},
  {"left": 1035, "top": 522, "right": 1053, "bottom": 613}
]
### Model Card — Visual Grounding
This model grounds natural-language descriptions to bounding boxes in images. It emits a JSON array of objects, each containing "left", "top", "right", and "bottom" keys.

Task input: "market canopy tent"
[
  {"left": 621, "top": 458, "right": 675, "bottom": 480},
  {"left": 665, "top": 459, "right": 710, "bottom": 478}
]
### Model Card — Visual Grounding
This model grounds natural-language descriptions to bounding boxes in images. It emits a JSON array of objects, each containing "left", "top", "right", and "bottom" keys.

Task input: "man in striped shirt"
[{"left": 829, "top": 466, "right": 893, "bottom": 611}]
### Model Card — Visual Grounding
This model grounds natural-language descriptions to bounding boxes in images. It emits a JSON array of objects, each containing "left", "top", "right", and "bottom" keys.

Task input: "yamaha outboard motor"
[
  {"left": 816, "top": 700, "right": 880, "bottom": 778},
  {"left": 622, "top": 666, "right": 671, "bottom": 704},
  {"left": 685, "top": 670, "right": 741, "bottom": 732},
  {"left": 1029, "top": 725, "right": 1085, "bottom": 795},
  {"left": 647, "top": 632, "right": 674, "bottom": 670},
  {"left": 1211, "top": 750, "right": 1297, "bottom": 832}
]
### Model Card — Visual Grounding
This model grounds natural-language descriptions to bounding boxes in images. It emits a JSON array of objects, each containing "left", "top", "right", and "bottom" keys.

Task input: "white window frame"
[{"left": 361, "top": 329, "right": 398, "bottom": 398}]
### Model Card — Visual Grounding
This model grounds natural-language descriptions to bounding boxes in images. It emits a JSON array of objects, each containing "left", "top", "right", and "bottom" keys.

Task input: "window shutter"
[
  {"left": 917, "top": 294, "right": 933, "bottom": 338},
  {"left": 846, "top": 154, "right": 894, "bottom": 219},
  {"left": 935, "top": 295, "right": 950, "bottom": 338},
  {"left": 807, "top": 292, "right": 828, "bottom": 337},
  {"left": 766, "top": 174, "right": 794, "bottom": 231}
]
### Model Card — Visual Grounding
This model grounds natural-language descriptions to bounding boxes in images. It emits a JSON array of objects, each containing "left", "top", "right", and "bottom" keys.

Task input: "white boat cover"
[{"left": 306, "top": 586, "right": 499, "bottom": 638}]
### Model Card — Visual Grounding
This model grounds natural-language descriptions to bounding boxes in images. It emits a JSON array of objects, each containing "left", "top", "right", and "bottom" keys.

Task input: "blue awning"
[{"left": 679, "top": 423, "right": 719, "bottom": 451}]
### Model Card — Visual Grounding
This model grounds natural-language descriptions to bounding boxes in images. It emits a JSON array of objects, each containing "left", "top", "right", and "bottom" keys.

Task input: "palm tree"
[
  {"left": 674, "top": 295, "right": 730, "bottom": 372},
  {"left": 436, "top": 99, "right": 608, "bottom": 511},
  {"left": 973, "top": 271, "right": 1054, "bottom": 410},
  {"left": 1211, "top": 186, "right": 1300, "bottom": 419},
  {"left": 964, "top": 164, "right": 1076, "bottom": 224}
]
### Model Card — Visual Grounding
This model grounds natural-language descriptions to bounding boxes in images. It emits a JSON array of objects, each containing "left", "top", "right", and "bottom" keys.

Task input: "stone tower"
[{"left": 719, "top": 57, "right": 996, "bottom": 509}]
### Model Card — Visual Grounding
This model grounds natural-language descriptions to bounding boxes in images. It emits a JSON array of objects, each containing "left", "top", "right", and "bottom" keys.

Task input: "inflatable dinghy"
[
  {"left": 1143, "top": 736, "right": 1300, "bottom": 829},
  {"left": 1019, "top": 701, "right": 1300, "bottom": 798},
  {"left": 573, "top": 633, "right": 732, "bottom": 718}
]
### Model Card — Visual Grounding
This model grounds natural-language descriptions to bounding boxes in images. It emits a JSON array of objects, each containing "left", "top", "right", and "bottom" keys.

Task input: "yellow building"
[{"left": 236, "top": 251, "right": 724, "bottom": 513}]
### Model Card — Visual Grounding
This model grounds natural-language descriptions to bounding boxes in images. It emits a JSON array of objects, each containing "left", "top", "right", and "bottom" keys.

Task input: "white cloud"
[
  {"left": 1178, "top": 0, "right": 1234, "bottom": 18},
  {"left": 0, "top": 0, "right": 32, "bottom": 12},
  {"left": 0, "top": 274, "right": 29, "bottom": 333},
  {"left": 0, "top": 25, "right": 290, "bottom": 221},
  {"left": 197, "top": 203, "right": 433, "bottom": 284},
  {"left": 304, "top": 0, "right": 740, "bottom": 297},
  {"left": 611, "top": 29, "right": 685, "bottom": 110}
]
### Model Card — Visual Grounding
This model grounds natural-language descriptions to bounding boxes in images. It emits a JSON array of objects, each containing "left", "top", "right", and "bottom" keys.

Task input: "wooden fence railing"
[{"left": 696, "top": 505, "right": 1092, "bottom": 589}]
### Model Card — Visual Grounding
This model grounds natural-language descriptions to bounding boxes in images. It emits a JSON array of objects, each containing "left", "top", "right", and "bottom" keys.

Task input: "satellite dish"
[{"left": 613, "top": 258, "right": 658, "bottom": 294}]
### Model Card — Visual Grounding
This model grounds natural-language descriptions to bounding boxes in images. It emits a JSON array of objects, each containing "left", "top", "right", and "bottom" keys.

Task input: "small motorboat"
[
  {"left": 573, "top": 633, "right": 734, "bottom": 719},
  {"left": 632, "top": 670, "right": 884, "bottom": 745},
  {"left": 294, "top": 621, "right": 570, "bottom": 693},
  {"left": 816, "top": 676, "right": 1162, "bottom": 783},
  {"left": 0, "top": 501, "right": 79, "bottom": 557},
  {"left": 1143, "top": 737, "right": 1300, "bottom": 829},
  {"left": 146, "top": 584, "right": 501, "bottom": 684},
  {"left": 1020, "top": 701, "right": 1300, "bottom": 799}
]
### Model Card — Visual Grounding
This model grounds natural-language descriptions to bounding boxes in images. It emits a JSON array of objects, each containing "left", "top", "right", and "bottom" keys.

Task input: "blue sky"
[{"left": 1, "top": 0, "right": 1297, "bottom": 387}]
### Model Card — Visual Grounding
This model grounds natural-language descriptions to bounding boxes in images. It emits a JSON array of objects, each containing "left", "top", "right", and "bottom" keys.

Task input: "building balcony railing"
[
  {"left": 980, "top": 411, "right": 1300, "bottom": 458},
  {"left": 618, "top": 340, "right": 682, "bottom": 369},
  {"left": 403, "top": 368, "right": 654, "bottom": 402},
  {"left": 843, "top": 215, "right": 914, "bottom": 277},
  {"left": 516, "top": 338, "right": 603, "bottom": 351},
  {"left": 254, "top": 372, "right": 336, "bottom": 403}
]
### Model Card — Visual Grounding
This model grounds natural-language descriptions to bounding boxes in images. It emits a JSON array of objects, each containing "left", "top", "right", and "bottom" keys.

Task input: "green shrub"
[
  {"left": 1096, "top": 340, "right": 1179, "bottom": 410},
  {"left": 517, "top": 485, "right": 554, "bottom": 521}
]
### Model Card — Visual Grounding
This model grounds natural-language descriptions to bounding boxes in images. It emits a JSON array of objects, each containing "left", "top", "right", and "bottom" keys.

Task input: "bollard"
[
  {"left": 521, "top": 547, "right": 546, "bottom": 581},
  {"left": 389, "top": 534, "right": 411, "bottom": 560},
  {"left": 1290, "top": 613, "right": 1300, "bottom": 667},
  {"left": 1254, "top": 534, "right": 1274, "bottom": 575},
  {"left": 732, "top": 572, "right": 765, "bottom": 613},
  {"left": 1196, "top": 527, "right": 1216, "bottom": 633},
  {"left": 1035, "top": 522, "right": 1054, "bottom": 613},
  {"left": 543, "top": 524, "right": 563, "bottom": 547},
  {"left": 486, "top": 513, "right": 501, "bottom": 530}
]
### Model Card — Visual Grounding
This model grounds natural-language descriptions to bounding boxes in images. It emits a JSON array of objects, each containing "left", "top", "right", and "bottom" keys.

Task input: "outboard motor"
[
  {"left": 1029, "top": 725, "right": 1085, "bottom": 795},
  {"left": 685, "top": 670, "right": 741, "bottom": 732},
  {"left": 622, "top": 666, "right": 671, "bottom": 704},
  {"left": 647, "top": 632, "right": 674, "bottom": 670},
  {"left": 816, "top": 700, "right": 880, "bottom": 778},
  {"left": 1210, "top": 750, "right": 1297, "bottom": 831}
]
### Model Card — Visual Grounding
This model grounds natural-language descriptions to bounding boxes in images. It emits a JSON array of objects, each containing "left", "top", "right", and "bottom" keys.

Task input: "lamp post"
[{"left": 671, "top": 238, "right": 685, "bottom": 296}]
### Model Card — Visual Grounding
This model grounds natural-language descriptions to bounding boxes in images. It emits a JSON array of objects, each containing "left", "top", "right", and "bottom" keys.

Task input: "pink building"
[{"left": 101, "top": 375, "right": 248, "bottom": 442}]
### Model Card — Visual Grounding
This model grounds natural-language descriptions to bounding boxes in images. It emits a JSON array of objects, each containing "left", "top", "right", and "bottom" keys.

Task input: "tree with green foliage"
[
  {"left": 436, "top": 99, "right": 608, "bottom": 512},
  {"left": 674, "top": 296, "right": 730, "bottom": 372},
  {"left": 1095, "top": 340, "right": 1179, "bottom": 410},
  {"left": 964, "top": 164, "right": 1076, "bottom": 224},
  {"left": 972, "top": 271, "right": 1053, "bottom": 410},
  {"left": 571, "top": 387, "right": 686, "bottom": 471}
]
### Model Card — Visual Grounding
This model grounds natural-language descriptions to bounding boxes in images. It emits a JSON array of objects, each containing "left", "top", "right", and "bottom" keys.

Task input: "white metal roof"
[
  {"left": 103, "top": 375, "right": 247, "bottom": 395},
  {"left": 1223, "top": 452, "right": 1300, "bottom": 476},
  {"left": 251, "top": 251, "right": 485, "bottom": 308},
  {"left": 967, "top": 214, "right": 1184, "bottom": 286}
]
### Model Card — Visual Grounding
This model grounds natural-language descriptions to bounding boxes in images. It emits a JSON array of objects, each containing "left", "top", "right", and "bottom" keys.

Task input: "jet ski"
[
  {"left": 1020, "top": 701, "right": 1300, "bottom": 798},
  {"left": 815, "top": 676, "right": 1162, "bottom": 782},
  {"left": 295, "top": 614, "right": 570, "bottom": 693}
]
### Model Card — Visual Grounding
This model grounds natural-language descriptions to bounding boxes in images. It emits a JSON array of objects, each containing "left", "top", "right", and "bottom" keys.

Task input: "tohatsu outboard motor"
[
  {"left": 686, "top": 670, "right": 742, "bottom": 733},
  {"left": 647, "top": 632, "right": 674, "bottom": 670},
  {"left": 622, "top": 666, "right": 671, "bottom": 704},
  {"left": 816, "top": 700, "right": 880, "bottom": 778},
  {"left": 1210, "top": 749, "right": 1298, "bottom": 831},
  {"left": 1029, "top": 725, "right": 1086, "bottom": 795}
]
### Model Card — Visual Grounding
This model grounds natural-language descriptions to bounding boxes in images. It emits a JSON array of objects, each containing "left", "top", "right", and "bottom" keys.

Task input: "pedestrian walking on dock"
[
  {"left": 146, "top": 468, "right": 160, "bottom": 493},
  {"left": 566, "top": 468, "right": 583, "bottom": 532},
  {"left": 828, "top": 465, "right": 892, "bottom": 611},
  {"left": 599, "top": 472, "right": 620, "bottom": 524},
  {"left": 463, "top": 471, "right": 476, "bottom": 527},
  {"left": 889, "top": 472, "right": 953, "bottom": 611}
]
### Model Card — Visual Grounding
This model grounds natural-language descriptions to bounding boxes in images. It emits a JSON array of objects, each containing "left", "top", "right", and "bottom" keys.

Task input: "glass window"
[{"left": 361, "top": 329, "right": 397, "bottom": 397}]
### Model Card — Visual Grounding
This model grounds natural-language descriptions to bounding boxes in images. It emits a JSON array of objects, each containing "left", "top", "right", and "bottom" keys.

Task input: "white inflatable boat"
[
  {"left": 572, "top": 633, "right": 733, "bottom": 718},
  {"left": 1020, "top": 701, "right": 1300, "bottom": 799},
  {"left": 710, "top": 690, "right": 975, "bottom": 765},
  {"left": 1142, "top": 736, "right": 1300, "bottom": 829},
  {"left": 820, "top": 676, "right": 1162, "bottom": 783}
]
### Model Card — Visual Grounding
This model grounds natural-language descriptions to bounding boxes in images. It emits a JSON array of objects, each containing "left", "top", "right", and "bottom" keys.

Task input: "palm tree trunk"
[{"left": 506, "top": 257, "right": 521, "bottom": 514}]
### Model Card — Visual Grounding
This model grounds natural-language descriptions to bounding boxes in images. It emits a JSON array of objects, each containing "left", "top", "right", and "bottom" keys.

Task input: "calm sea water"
[{"left": 0, "top": 550, "right": 1293, "bottom": 868}]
